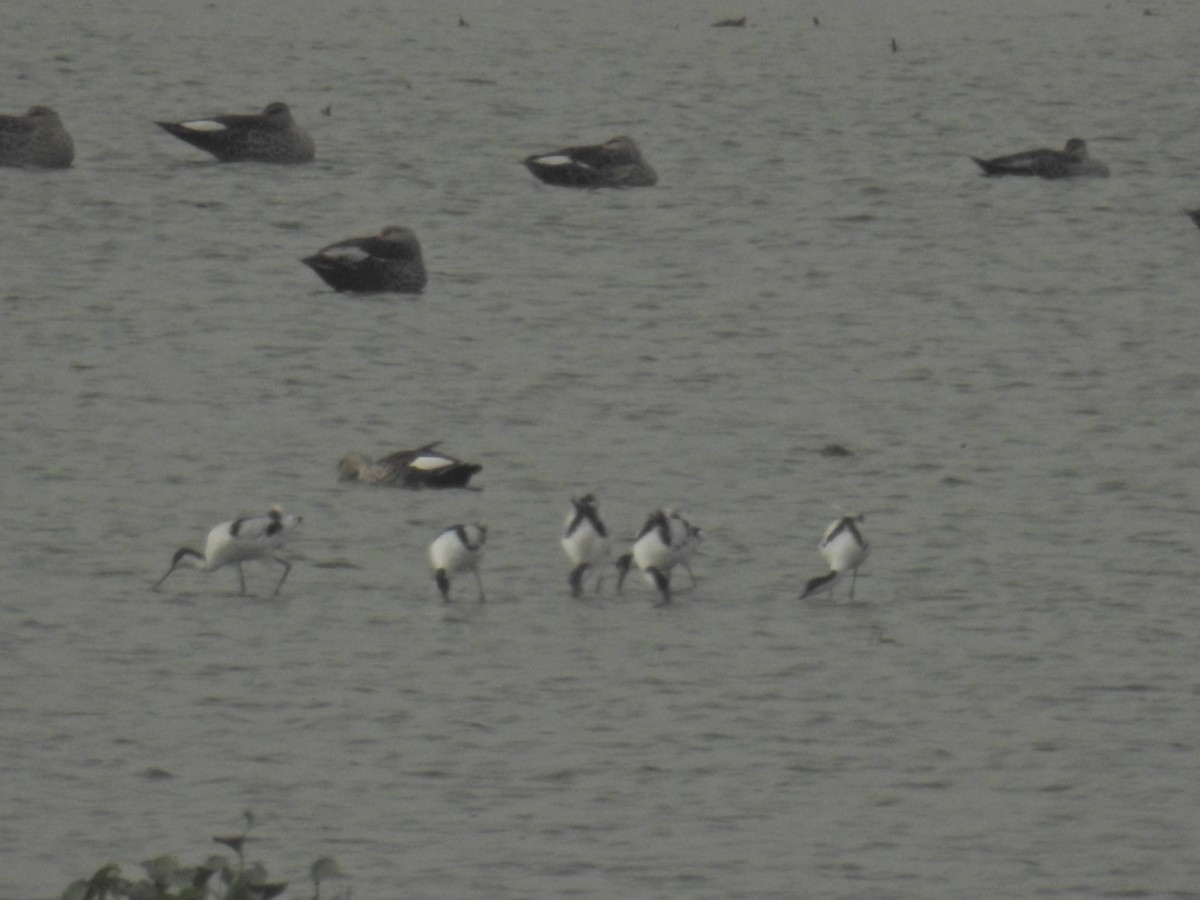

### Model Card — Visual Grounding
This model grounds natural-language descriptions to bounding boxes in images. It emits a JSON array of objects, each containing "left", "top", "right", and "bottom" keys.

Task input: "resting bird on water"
[
  {"left": 301, "top": 226, "right": 427, "bottom": 294},
  {"left": 522, "top": 135, "right": 657, "bottom": 188},
  {"left": 153, "top": 506, "right": 302, "bottom": 597},
  {"left": 155, "top": 101, "right": 315, "bottom": 163},
  {"left": 971, "top": 138, "right": 1109, "bottom": 179},
  {"left": 0, "top": 106, "right": 74, "bottom": 168},
  {"left": 338, "top": 442, "right": 481, "bottom": 489}
]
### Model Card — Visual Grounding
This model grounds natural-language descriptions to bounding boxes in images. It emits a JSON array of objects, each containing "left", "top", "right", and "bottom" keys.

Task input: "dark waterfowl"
[
  {"left": 971, "top": 138, "right": 1108, "bottom": 179},
  {"left": 301, "top": 226, "right": 427, "bottom": 294},
  {"left": 338, "top": 442, "right": 481, "bottom": 489},
  {"left": 522, "top": 135, "right": 657, "bottom": 188},
  {"left": 155, "top": 101, "right": 314, "bottom": 163},
  {"left": 1186, "top": 210, "right": 1200, "bottom": 231},
  {"left": 0, "top": 106, "right": 74, "bottom": 168}
]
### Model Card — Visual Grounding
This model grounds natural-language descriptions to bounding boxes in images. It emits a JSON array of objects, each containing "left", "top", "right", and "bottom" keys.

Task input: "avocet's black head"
[
  {"left": 800, "top": 571, "right": 838, "bottom": 600},
  {"left": 636, "top": 509, "right": 670, "bottom": 543},
  {"left": 568, "top": 494, "right": 607, "bottom": 537}
]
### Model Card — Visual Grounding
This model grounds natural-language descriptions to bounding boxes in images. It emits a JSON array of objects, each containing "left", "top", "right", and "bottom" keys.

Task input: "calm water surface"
[{"left": 4, "top": 1, "right": 1200, "bottom": 898}]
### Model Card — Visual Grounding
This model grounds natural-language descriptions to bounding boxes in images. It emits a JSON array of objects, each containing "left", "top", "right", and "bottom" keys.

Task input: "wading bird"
[
  {"left": 429, "top": 524, "right": 487, "bottom": 602},
  {"left": 153, "top": 506, "right": 302, "bottom": 597},
  {"left": 799, "top": 514, "right": 869, "bottom": 601},
  {"left": 561, "top": 494, "right": 611, "bottom": 597},
  {"left": 616, "top": 509, "right": 701, "bottom": 604}
]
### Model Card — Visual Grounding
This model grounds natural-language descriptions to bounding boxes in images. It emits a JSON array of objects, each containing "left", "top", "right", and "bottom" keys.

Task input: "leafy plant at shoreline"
[{"left": 59, "top": 811, "right": 349, "bottom": 900}]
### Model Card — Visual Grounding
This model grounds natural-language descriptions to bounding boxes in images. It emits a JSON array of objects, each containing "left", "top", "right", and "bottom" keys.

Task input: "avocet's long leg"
[{"left": 154, "top": 507, "right": 302, "bottom": 598}]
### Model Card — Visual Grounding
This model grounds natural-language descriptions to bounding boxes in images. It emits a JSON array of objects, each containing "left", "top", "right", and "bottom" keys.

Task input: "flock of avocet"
[
  {"left": 1, "top": 97, "right": 872, "bottom": 605},
  {"left": 151, "top": 474, "right": 870, "bottom": 606}
]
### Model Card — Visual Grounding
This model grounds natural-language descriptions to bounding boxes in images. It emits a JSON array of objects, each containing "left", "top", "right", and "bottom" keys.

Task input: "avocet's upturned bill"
[
  {"left": 338, "top": 442, "right": 481, "bottom": 489},
  {"left": 429, "top": 524, "right": 487, "bottom": 602},
  {"left": 799, "top": 514, "right": 869, "bottom": 601},
  {"left": 616, "top": 509, "right": 701, "bottom": 604},
  {"left": 561, "top": 494, "right": 610, "bottom": 597},
  {"left": 153, "top": 506, "right": 302, "bottom": 597}
]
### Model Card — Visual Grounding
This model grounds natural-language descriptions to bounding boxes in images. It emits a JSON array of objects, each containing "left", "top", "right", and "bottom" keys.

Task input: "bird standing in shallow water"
[
  {"left": 338, "top": 442, "right": 480, "bottom": 489},
  {"left": 561, "top": 494, "right": 610, "bottom": 597},
  {"left": 429, "top": 524, "right": 487, "bottom": 602},
  {"left": 800, "top": 515, "right": 869, "bottom": 601},
  {"left": 153, "top": 506, "right": 302, "bottom": 597},
  {"left": 616, "top": 509, "right": 701, "bottom": 604},
  {"left": 155, "top": 101, "right": 314, "bottom": 163},
  {"left": 301, "top": 226, "right": 427, "bottom": 294}
]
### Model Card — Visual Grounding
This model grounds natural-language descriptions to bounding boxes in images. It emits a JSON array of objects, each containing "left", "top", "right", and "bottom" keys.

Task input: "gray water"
[{"left": 5, "top": 0, "right": 1200, "bottom": 897}]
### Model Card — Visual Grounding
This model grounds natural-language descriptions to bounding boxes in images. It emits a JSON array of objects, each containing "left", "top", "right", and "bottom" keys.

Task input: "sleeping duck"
[
  {"left": 971, "top": 138, "right": 1108, "bottom": 179},
  {"left": 155, "top": 101, "right": 314, "bottom": 163},
  {"left": 301, "top": 226, "right": 427, "bottom": 294},
  {"left": 522, "top": 135, "right": 657, "bottom": 188},
  {"left": 0, "top": 106, "right": 74, "bottom": 168},
  {"left": 338, "top": 442, "right": 481, "bottom": 489}
]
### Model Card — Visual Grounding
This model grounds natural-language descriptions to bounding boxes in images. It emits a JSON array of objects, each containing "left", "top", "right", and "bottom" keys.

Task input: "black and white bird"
[
  {"left": 301, "top": 226, "right": 427, "bottom": 294},
  {"left": 799, "top": 514, "right": 869, "bottom": 601},
  {"left": 153, "top": 506, "right": 302, "bottom": 597},
  {"left": 561, "top": 494, "right": 611, "bottom": 597},
  {"left": 0, "top": 106, "right": 74, "bottom": 168},
  {"left": 616, "top": 509, "right": 701, "bottom": 604},
  {"left": 522, "top": 135, "right": 657, "bottom": 188},
  {"left": 155, "top": 101, "right": 315, "bottom": 163},
  {"left": 971, "top": 138, "right": 1108, "bottom": 179},
  {"left": 429, "top": 524, "right": 487, "bottom": 602},
  {"left": 338, "top": 442, "right": 481, "bottom": 489}
]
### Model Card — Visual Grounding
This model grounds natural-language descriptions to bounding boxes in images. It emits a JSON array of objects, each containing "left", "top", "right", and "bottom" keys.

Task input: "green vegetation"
[{"left": 59, "top": 811, "right": 348, "bottom": 900}]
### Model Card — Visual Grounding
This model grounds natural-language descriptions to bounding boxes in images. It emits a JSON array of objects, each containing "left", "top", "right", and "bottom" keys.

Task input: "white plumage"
[
  {"left": 153, "top": 506, "right": 302, "bottom": 597},
  {"left": 561, "top": 494, "right": 611, "bottom": 597},
  {"left": 799, "top": 515, "right": 869, "bottom": 600},
  {"left": 429, "top": 524, "right": 487, "bottom": 602},
  {"left": 616, "top": 509, "right": 701, "bottom": 604},
  {"left": 178, "top": 119, "right": 227, "bottom": 132}
]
